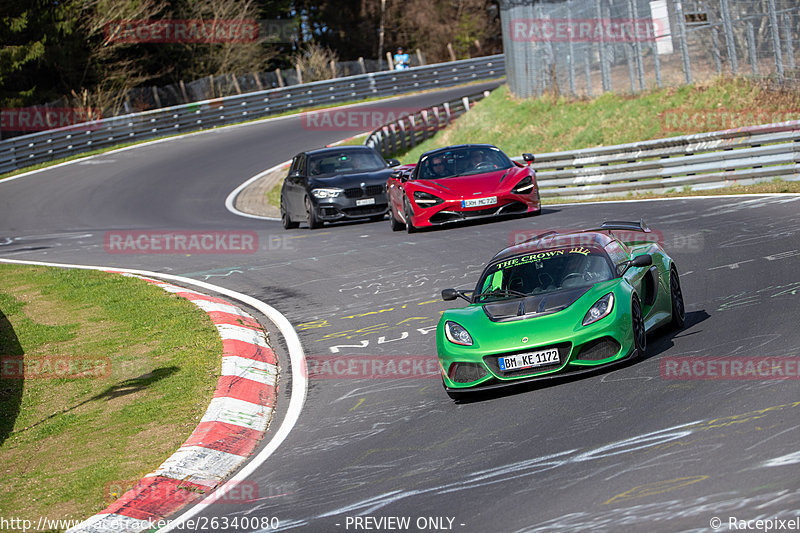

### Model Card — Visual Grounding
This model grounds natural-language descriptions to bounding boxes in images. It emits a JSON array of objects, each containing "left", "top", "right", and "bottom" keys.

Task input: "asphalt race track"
[{"left": 1, "top": 83, "right": 799, "bottom": 532}]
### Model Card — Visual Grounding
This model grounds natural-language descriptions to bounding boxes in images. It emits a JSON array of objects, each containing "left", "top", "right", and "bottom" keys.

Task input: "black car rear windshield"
[
  {"left": 475, "top": 247, "right": 614, "bottom": 302},
  {"left": 419, "top": 146, "right": 513, "bottom": 180},
  {"left": 309, "top": 150, "right": 386, "bottom": 176}
]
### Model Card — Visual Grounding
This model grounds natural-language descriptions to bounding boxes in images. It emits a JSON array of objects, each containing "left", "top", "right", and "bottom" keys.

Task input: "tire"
[
  {"left": 531, "top": 191, "right": 542, "bottom": 216},
  {"left": 404, "top": 198, "right": 417, "bottom": 234},
  {"left": 389, "top": 204, "right": 404, "bottom": 231},
  {"left": 280, "top": 196, "right": 299, "bottom": 229},
  {"left": 631, "top": 293, "right": 646, "bottom": 358},
  {"left": 669, "top": 265, "right": 685, "bottom": 329},
  {"left": 304, "top": 196, "right": 322, "bottom": 230}
]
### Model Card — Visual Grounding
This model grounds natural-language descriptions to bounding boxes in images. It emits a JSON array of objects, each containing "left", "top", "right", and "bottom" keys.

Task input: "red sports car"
[{"left": 387, "top": 144, "right": 541, "bottom": 233}]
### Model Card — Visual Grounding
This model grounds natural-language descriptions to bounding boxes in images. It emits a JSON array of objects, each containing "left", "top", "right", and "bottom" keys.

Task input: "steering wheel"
[{"left": 561, "top": 273, "right": 584, "bottom": 285}]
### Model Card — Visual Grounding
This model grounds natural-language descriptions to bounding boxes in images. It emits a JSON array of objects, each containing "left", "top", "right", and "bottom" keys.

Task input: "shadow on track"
[{"left": 11, "top": 366, "right": 180, "bottom": 435}]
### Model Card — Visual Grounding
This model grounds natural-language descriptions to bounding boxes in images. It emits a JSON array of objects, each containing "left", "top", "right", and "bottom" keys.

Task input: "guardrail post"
[
  {"left": 711, "top": 28, "right": 722, "bottom": 75},
  {"left": 720, "top": 0, "right": 738, "bottom": 75},
  {"left": 675, "top": 0, "right": 693, "bottom": 84},
  {"left": 630, "top": 0, "right": 646, "bottom": 91},
  {"left": 595, "top": 0, "right": 611, "bottom": 93},
  {"left": 747, "top": 22, "right": 759, "bottom": 76},
  {"left": 767, "top": 0, "right": 784, "bottom": 82}
]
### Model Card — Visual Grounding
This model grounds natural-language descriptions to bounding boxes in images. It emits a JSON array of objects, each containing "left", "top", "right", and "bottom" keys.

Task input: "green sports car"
[{"left": 436, "top": 220, "right": 685, "bottom": 397}]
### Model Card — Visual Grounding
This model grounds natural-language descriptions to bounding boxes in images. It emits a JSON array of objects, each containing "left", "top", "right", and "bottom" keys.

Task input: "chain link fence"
[{"left": 501, "top": 0, "right": 800, "bottom": 98}]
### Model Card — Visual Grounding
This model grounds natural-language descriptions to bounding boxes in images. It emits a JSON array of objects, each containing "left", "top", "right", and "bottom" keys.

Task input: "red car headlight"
[
  {"left": 413, "top": 191, "right": 444, "bottom": 207},
  {"left": 512, "top": 176, "right": 535, "bottom": 194}
]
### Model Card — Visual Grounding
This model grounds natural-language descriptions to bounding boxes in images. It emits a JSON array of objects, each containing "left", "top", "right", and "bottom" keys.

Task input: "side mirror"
[
  {"left": 289, "top": 169, "right": 303, "bottom": 178},
  {"left": 387, "top": 158, "right": 401, "bottom": 167},
  {"left": 442, "top": 288, "right": 459, "bottom": 301},
  {"left": 442, "top": 289, "right": 473, "bottom": 303},
  {"left": 522, "top": 153, "right": 535, "bottom": 164},
  {"left": 620, "top": 254, "right": 652, "bottom": 275}
]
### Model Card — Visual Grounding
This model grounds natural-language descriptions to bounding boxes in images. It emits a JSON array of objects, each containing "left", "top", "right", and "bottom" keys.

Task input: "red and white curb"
[{"left": 67, "top": 274, "right": 278, "bottom": 533}]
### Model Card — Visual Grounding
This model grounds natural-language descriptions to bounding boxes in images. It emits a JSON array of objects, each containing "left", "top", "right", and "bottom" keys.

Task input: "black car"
[{"left": 280, "top": 146, "right": 401, "bottom": 229}]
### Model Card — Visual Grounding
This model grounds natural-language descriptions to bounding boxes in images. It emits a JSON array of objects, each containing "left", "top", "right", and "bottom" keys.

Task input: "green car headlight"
[
  {"left": 582, "top": 293, "right": 614, "bottom": 326},
  {"left": 312, "top": 188, "right": 344, "bottom": 199},
  {"left": 445, "top": 321, "right": 473, "bottom": 346}
]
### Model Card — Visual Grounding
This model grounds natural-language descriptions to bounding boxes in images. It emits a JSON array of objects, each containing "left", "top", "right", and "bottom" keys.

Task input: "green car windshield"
[{"left": 475, "top": 247, "right": 615, "bottom": 302}]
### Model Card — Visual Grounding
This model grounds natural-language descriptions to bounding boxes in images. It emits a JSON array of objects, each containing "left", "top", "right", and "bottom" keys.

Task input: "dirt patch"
[{"left": 234, "top": 164, "right": 288, "bottom": 218}]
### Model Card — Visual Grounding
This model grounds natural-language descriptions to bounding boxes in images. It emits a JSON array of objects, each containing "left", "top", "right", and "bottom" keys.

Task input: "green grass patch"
[
  {"left": 543, "top": 178, "right": 800, "bottom": 204},
  {"left": 397, "top": 77, "right": 800, "bottom": 162},
  {"left": 0, "top": 265, "right": 221, "bottom": 528}
]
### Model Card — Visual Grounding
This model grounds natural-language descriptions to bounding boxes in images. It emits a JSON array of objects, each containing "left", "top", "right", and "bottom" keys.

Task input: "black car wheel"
[
  {"left": 389, "top": 204, "right": 404, "bottom": 231},
  {"left": 304, "top": 196, "right": 322, "bottom": 230},
  {"left": 281, "top": 196, "right": 299, "bottom": 229},
  {"left": 632, "top": 293, "right": 646, "bottom": 358},
  {"left": 404, "top": 198, "right": 417, "bottom": 234},
  {"left": 669, "top": 265, "right": 685, "bottom": 329}
]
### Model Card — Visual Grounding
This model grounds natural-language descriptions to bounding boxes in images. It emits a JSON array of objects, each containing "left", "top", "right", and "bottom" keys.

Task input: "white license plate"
[
  {"left": 461, "top": 196, "right": 497, "bottom": 208},
  {"left": 356, "top": 197, "right": 376, "bottom": 206},
  {"left": 498, "top": 348, "right": 560, "bottom": 371}
]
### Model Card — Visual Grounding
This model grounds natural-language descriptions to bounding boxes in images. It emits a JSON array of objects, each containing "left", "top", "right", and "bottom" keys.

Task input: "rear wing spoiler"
[{"left": 588, "top": 219, "right": 651, "bottom": 233}]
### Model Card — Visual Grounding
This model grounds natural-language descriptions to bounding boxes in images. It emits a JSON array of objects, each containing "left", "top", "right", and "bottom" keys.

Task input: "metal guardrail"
[
  {"left": 366, "top": 112, "right": 800, "bottom": 198},
  {"left": 364, "top": 91, "right": 492, "bottom": 156},
  {"left": 0, "top": 55, "right": 505, "bottom": 175}
]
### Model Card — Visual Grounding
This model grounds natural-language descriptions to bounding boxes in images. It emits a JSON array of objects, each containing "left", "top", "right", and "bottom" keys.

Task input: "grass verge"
[
  {"left": 398, "top": 77, "right": 800, "bottom": 162},
  {"left": 0, "top": 265, "right": 221, "bottom": 528},
  {"left": 543, "top": 178, "right": 800, "bottom": 204}
]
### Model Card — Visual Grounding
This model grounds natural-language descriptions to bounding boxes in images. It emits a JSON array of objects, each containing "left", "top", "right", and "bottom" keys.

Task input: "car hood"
[
  {"left": 481, "top": 287, "right": 591, "bottom": 322},
  {"left": 309, "top": 169, "right": 393, "bottom": 189},
  {"left": 414, "top": 168, "right": 524, "bottom": 197}
]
